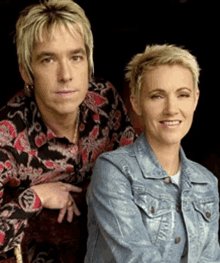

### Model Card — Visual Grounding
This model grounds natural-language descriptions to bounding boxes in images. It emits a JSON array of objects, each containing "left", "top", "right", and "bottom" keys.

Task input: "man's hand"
[{"left": 31, "top": 182, "right": 82, "bottom": 223}]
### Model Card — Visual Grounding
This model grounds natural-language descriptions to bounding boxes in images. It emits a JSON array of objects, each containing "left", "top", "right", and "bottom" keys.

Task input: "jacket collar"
[{"left": 133, "top": 133, "right": 210, "bottom": 184}]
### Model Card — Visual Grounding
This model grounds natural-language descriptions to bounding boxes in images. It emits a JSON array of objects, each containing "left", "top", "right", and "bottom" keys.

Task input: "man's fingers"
[
  {"left": 67, "top": 198, "right": 80, "bottom": 221},
  {"left": 72, "top": 200, "right": 81, "bottom": 216},
  {"left": 57, "top": 206, "right": 67, "bottom": 223},
  {"left": 63, "top": 183, "right": 82, "bottom": 193},
  {"left": 58, "top": 197, "right": 81, "bottom": 223},
  {"left": 67, "top": 205, "right": 74, "bottom": 222}
]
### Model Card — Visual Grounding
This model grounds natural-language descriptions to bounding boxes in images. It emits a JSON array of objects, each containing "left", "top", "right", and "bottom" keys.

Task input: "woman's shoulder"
[
  {"left": 89, "top": 145, "right": 135, "bottom": 189},
  {"left": 97, "top": 143, "right": 135, "bottom": 167},
  {"left": 188, "top": 159, "right": 218, "bottom": 186}
]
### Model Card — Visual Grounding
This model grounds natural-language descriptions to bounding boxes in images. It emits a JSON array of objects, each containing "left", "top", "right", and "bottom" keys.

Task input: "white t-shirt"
[{"left": 170, "top": 169, "right": 181, "bottom": 185}]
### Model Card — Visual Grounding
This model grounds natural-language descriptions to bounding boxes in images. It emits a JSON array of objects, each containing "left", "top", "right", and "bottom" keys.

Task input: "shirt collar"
[
  {"left": 25, "top": 92, "right": 92, "bottom": 149},
  {"left": 133, "top": 133, "right": 211, "bottom": 184}
]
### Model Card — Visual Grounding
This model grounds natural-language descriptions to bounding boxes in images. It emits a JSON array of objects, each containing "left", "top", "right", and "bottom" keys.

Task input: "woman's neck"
[{"left": 147, "top": 137, "right": 181, "bottom": 176}]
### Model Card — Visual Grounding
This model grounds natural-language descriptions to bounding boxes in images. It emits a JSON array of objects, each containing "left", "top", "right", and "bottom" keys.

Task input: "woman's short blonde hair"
[
  {"left": 15, "top": 0, "right": 93, "bottom": 84},
  {"left": 126, "top": 44, "right": 200, "bottom": 97}
]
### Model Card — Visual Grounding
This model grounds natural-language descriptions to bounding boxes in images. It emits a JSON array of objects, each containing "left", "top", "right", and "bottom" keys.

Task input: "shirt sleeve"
[
  {"left": 87, "top": 153, "right": 163, "bottom": 263},
  {"left": 0, "top": 147, "right": 42, "bottom": 252}
]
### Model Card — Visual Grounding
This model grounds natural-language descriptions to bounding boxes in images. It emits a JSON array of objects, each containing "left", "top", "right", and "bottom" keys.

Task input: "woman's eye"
[{"left": 179, "top": 93, "right": 190, "bottom": 98}]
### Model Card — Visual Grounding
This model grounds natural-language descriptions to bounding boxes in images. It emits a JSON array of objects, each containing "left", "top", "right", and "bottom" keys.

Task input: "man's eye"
[
  {"left": 151, "top": 94, "right": 163, "bottom": 99},
  {"left": 72, "top": 56, "right": 82, "bottom": 62},
  {"left": 42, "top": 58, "right": 53, "bottom": 64}
]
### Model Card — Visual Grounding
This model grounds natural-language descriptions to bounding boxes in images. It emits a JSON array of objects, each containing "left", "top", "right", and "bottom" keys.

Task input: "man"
[{"left": 0, "top": 0, "right": 136, "bottom": 262}]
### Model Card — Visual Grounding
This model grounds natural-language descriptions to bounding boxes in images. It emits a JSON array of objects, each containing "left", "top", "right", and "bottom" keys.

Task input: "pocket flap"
[
  {"left": 133, "top": 188, "right": 172, "bottom": 218},
  {"left": 193, "top": 196, "right": 218, "bottom": 222}
]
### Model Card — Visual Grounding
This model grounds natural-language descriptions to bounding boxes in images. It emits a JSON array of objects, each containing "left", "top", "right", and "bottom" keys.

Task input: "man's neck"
[{"left": 39, "top": 107, "right": 79, "bottom": 143}]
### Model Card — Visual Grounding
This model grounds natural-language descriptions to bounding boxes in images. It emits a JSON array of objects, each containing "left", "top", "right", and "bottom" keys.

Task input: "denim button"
[
  {"left": 164, "top": 176, "right": 171, "bottom": 184},
  {"left": 175, "top": 237, "right": 181, "bottom": 244},
  {"left": 151, "top": 206, "right": 155, "bottom": 213},
  {"left": 206, "top": 212, "right": 211, "bottom": 218}
]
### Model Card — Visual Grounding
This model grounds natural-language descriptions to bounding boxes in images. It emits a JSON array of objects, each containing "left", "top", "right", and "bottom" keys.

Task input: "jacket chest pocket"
[
  {"left": 192, "top": 195, "right": 219, "bottom": 243},
  {"left": 193, "top": 196, "right": 218, "bottom": 222},
  {"left": 133, "top": 187, "right": 173, "bottom": 244}
]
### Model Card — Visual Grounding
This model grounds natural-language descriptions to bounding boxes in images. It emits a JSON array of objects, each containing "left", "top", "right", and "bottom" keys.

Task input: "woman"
[{"left": 85, "top": 44, "right": 220, "bottom": 262}]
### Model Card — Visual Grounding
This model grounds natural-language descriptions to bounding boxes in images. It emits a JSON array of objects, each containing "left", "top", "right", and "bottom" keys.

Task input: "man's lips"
[
  {"left": 55, "top": 90, "right": 76, "bottom": 94},
  {"left": 55, "top": 90, "right": 78, "bottom": 97}
]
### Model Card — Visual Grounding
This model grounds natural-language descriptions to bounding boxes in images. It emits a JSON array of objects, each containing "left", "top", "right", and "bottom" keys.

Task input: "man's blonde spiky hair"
[{"left": 15, "top": 0, "right": 93, "bottom": 84}]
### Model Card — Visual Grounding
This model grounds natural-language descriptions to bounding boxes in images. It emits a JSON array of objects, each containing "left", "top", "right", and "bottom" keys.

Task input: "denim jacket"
[{"left": 85, "top": 133, "right": 220, "bottom": 263}]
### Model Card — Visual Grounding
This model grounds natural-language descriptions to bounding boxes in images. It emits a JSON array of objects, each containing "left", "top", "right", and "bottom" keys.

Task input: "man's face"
[{"left": 30, "top": 25, "right": 89, "bottom": 118}]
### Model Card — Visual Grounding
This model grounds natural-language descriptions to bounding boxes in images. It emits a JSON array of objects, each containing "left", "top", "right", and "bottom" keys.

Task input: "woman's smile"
[{"left": 159, "top": 120, "right": 182, "bottom": 128}]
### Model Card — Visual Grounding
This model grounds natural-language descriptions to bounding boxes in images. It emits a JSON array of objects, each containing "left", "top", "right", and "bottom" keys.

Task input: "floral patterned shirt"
[{"left": 0, "top": 77, "right": 136, "bottom": 254}]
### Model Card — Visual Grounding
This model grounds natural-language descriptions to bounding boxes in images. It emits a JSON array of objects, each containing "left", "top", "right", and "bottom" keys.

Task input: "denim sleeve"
[{"left": 88, "top": 154, "right": 163, "bottom": 263}]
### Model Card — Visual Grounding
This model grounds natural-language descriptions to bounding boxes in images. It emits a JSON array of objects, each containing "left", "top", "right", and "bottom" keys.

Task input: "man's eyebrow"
[
  {"left": 69, "top": 48, "right": 86, "bottom": 55},
  {"left": 34, "top": 48, "right": 86, "bottom": 61}
]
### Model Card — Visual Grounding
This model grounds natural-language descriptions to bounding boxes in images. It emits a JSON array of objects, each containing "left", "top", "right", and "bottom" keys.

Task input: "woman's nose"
[{"left": 163, "top": 97, "right": 178, "bottom": 115}]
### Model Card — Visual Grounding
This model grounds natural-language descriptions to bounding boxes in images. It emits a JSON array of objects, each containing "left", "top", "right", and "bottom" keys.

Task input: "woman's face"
[{"left": 130, "top": 65, "right": 199, "bottom": 148}]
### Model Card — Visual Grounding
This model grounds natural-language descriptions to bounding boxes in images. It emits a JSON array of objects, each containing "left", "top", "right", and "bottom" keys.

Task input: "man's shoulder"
[
  {"left": 0, "top": 91, "right": 29, "bottom": 144},
  {"left": 89, "top": 77, "right": 111, "bottom": 87},
  {"left": 88, "top": 77, "right": 117, "bottom": 94},
  {"left": 0, "top": 91, "right": 27, "bottom": 120},
  {"left": 82, "top": 77, "right": 122, "bottom": 114}
]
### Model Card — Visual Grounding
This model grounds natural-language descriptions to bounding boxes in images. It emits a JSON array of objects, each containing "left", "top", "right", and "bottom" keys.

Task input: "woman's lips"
[{"left": 160, "top": 120, "right": 181, "bottom": 128}]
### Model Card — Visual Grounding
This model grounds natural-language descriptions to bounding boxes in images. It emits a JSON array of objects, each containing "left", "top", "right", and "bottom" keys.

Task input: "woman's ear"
[
  {"left": 193, "top": 89, "right": 200, "bottom": 111},
  {"left": 130, "top": 94, "right": 142, "bottom": 116}
]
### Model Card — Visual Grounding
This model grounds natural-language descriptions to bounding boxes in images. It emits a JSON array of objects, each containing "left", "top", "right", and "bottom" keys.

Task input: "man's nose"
[{"left": 58, "top": 60, "right": 73, "bottom": 82}]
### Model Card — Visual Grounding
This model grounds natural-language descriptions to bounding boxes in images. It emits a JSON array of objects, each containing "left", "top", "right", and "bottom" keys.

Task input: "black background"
[{"left": 1, "top": 0, "right": 220, "bottom": 178}]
